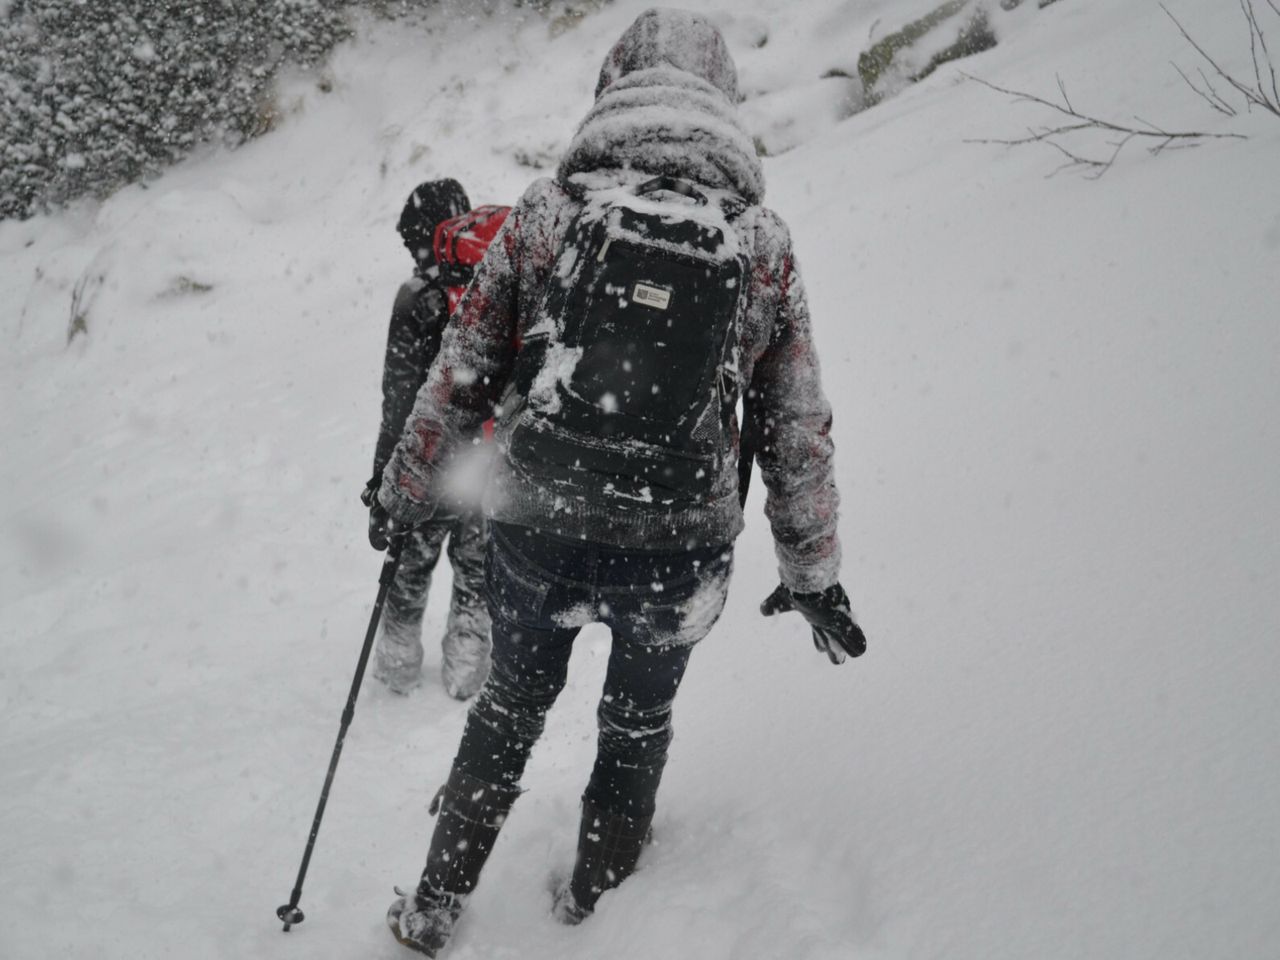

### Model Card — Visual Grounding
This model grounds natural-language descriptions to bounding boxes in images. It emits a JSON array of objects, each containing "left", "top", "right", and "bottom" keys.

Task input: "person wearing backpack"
[
  {"left": 363, "top": 179, "right": 509, "bottom": 700},
  {"left": 374, "top": 10, "right": 866, "bottom": 955}
]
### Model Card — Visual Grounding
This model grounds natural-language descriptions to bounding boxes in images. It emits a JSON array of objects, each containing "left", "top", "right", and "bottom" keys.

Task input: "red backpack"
[
  {"left": 432, "top": 204, "right": 511, "bottom": 315},
  {"left": 431, "top": 204, "right": 511, "bottom": 440}
]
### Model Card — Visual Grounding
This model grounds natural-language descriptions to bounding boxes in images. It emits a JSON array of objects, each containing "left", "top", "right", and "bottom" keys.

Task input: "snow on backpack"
[
  {"left": 433, "top": 204, "right": 511, "bottom": 315},
  {"left": 505, "top": 176, "right": 748, "bottom": 507}
]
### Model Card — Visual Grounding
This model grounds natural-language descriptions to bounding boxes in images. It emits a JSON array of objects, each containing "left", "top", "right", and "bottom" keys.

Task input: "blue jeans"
[{"left": 452, "top": 522, "right": 733, "bottom": 818}]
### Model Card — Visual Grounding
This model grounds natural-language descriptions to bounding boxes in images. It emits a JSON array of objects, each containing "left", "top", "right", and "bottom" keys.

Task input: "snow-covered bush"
[
  {"left": 0, "top": 0, "right": 361, "bottom": 221},
  {"left": 855, "top": 0, "right": 1063, "bottom": 107}
]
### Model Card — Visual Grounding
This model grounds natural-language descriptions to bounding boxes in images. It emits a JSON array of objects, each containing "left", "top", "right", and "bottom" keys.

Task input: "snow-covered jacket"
[
  {"left": 379, "top": 9, "right": 841, "bottom": 593},
  {"left": 372, "top": 275, "right": 448, "bottom": 480}
]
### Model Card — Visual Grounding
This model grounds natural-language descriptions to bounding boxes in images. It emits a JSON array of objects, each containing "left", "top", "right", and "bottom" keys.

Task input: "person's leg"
[
  {"left": 555, "top": 543, "right": 733, "bottom": 923},
  {"left": 389, "top": 526, "right": 583, "bottom": 954},
  {"left": 586, "top": 543, "right": 732, "bottom": 816},
  {"left": 586, "top": 638, "right": 694, "bottom": 818},
  {"left": 387, "top": 765, "right": 520, "bottom": 955},
  {"left": 451, "top": 604, "right": 577, "bottom": 787},
  {"left": 440, "top": 512, "right": 492, "bottom": 700},
  {"left": 553, "top": 639, "right": 692, "bottom": 923},
  {"left": 376, "top": 521, "right": 449, "bottom": 694}
]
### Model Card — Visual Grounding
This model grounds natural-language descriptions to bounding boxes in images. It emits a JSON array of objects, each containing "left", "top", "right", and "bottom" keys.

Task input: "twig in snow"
[
  {"left": 68, "top": 270, "right": 103, "bottom": 346},
  {"left": 962, "top": 73, "right": 1245, "bottom": 178},
  {"left": 1172, "top": 62, "right": 1239, "bottom": 116},
  {"left": 1162, "top": 1, "right": 1280, "bottom": 119}
]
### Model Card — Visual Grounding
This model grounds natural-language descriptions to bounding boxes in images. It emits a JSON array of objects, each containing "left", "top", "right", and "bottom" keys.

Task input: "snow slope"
[{"left": 3, "top": 2, "right": 1278, "bottom": 958}]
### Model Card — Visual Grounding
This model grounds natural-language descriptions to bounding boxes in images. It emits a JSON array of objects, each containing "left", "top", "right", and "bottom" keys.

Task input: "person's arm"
[
  {"left": 377, "top": 196, "right": 530, "bottom": 523},
  {"left": 372, "top": 278, "right": 446, "bottom": 480},
  {"left": 741, "top": 229, "right": 841, "bottom": 595}
]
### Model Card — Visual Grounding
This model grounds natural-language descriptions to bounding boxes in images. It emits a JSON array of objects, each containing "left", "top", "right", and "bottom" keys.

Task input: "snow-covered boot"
[
  {"left": 551, "top": 797, "right": 653, "bottom": 925},
  {"left": 386, "top": 885, "right": 464, "bottom": 958},
  {"left": 386, "top": 766, "right": 520, "bottom": 955},
  {"left": 439, "top": 585, "right": 492, "bottom": 700},
  {"left": 374, "top": 614, "right": 425, "bottom": 695}
]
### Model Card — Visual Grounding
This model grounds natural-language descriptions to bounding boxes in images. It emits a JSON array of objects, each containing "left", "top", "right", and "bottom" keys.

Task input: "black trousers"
[{"left": 452, "top": 522, "right": 733, "bottom": 818}]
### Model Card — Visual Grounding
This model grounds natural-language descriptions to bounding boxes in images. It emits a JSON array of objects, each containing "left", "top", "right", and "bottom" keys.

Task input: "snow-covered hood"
[
  {"left": 592, "top": 8, "right": 740, "bottom": 102},
  {"left": 557, "top": 9, "right": 765, "bottom": 204}
]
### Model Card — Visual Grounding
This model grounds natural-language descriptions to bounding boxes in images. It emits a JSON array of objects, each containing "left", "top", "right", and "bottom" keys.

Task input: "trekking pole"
[{"left": 277, "top": 537, "right": 405, "bottom": 932}]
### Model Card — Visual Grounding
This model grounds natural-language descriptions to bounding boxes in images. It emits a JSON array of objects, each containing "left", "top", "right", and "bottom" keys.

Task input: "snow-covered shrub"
[
  {"left": 0, "top": 0, "right": 359, "bottom": 221},
  {"left": 854, "top": 0, "right": 1064, "bottom": 108},
  {"left": 857, "top": 0, "right": 997, "bottom": 106}
]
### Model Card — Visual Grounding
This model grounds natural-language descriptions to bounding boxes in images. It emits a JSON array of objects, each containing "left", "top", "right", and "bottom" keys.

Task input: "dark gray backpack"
[{"left": 505, "top": 176, "right": 748, "bottom": 508}]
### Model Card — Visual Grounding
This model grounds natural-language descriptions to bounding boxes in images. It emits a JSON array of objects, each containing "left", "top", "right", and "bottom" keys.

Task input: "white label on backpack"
[{"left": 633, "top": 282, "right": 672, "bottom": 311}]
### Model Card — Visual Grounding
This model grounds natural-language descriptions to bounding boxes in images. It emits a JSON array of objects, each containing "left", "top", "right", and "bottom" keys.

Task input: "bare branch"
[
  {"left": 963, "top": 71, "right": 1244, "bottom": 176},
  {"left": 1145, "top": 133, "right": 1189, "bottom": 157},
  {"left": 1242, "top": 0, "right": 1270, "bottom": 108},
  {"left": 67, "top": 268, "right": 106, "bottom": 346},
  {"left": 1162, "top": 4, "right": 1265, "bottom": 108},
  {"left": 1130, "top": 114, "right": 1172, "bottom": 135},
  {"left": 1164, "top": 1, "right": 1280, "bottom": 118},
  {"left": 1245, "top": 0, "right": 1280, "bottom": 108},
  {"left": 1056, "top": 74, "right": 1074, "bottom": 113},
  {"left": 966, "top": 120, "right": 1097, "bottom": 146},
  {"left": 68, "top": 275, "right": 91, "bottom": 346},
  {"left": 967, "top": 3, "right": 1279, "bottom": 178},
  {"left": 1097, "top": 132, "right": 1135, "bottom": 176},
  {"left": 1172, "top": 62, "right": 1238, "bottom": 116},
  {"left": 1041, "top": 138, "right": 1108, "bottom": 179}
]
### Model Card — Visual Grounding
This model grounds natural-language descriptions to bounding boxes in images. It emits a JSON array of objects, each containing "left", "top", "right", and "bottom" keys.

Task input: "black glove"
[
  {"left": 761, "top": 582, "right": 866, "bottom": 664},
  {"left": 367, "top": 500, "right": 417, "bottom": 552},
  {"left": 363, "top": 474, "right": 414, "bottom": 552},
  {"left": 361, "top": 472, "right": 387, "bottom": 548},
  {"left": 360, "top": 471, "right": 382, "bottom": 509}
]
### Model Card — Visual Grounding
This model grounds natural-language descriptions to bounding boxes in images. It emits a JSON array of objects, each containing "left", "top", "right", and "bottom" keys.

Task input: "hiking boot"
[
  {"left": 439, "top": 577, "right": 492, "bottom": 700},
  {"left": 386, "top": 883, "right": 464, "bottom": 957},
  {"left": 387, "top": 767, "right": 521, "bottom": 953},
  {"left": 374, "top": 617, "right": 425, "bottom": 695},
  {"left": 551, "top": 797, "right": 653, "bottom": 925},
  {"left": 440, "top": 632, "right": 491, "bottom": 700},
  {"left": 550, "top": 879, "right": 592, "bottom": 926}
]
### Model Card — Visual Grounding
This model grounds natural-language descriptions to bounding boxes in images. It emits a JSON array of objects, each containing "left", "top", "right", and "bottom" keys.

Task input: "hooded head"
[
  {"left": 397, "top": 178, "right": 470, "bottom": 266},
  {"left": 594, "top": 8, "right": 739, "bottom": 103},
  {"left": 560, "top": 8, "right": 763, "bottom": 203}
]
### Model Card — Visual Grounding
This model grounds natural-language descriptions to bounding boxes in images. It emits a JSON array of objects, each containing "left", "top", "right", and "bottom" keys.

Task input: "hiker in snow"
[
  {"left": 373, "top": 10, "right": 866, "bottom": 955},
  {"left": 363, "top": 179, "right": 503, "bottom": 700}
]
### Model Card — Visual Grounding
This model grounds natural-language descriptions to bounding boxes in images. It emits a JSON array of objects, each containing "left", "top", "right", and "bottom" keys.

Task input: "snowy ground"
[{"left": 3, "top": 2, "right": 1279, "bottom": 958}]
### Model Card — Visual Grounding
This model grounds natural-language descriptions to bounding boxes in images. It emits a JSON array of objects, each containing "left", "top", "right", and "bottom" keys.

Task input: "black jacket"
[{"left": 373, "top": 274, "right": 448, "bottom": 480}]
